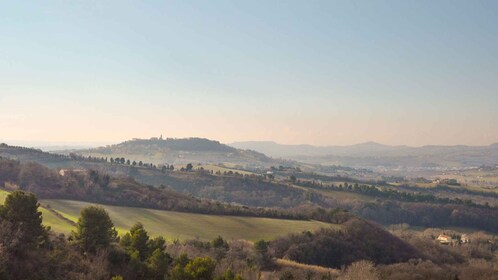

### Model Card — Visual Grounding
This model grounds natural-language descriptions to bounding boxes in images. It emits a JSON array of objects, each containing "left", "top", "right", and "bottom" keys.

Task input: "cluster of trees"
[
  {"left": 291, "top": 173, "right": 364, "bottom": 184},
  {"left": 270, "top": 165, "right": 302, "bottom": 172},
  {"left": 107, "top": 156, "right": 174, "bottom": 172},
  {"left": 179, "top": 163, "right": 193, "bottom": 172},
  {"left": 266, "top": 219, "right": 498, "bottom": 279},
  {"left": 69, "top": 153, "right": 108, "bottom": 163},
  {"left": 299, "top": 180, "right": 484, "bottom": 207},
  {"left": 0, "top": 191, "right": 50, "bottom": 279},
  {"left": 339, "top": 183, "right": 487, "bottom": 208},
  {"left": 212, "top": 170, "right": 245, "bottom": 177},
  {"left": 353, "top": 200, "right": 498, "bottom": 233},
  {"left": 269, "top": 219, "right": 421, "bottom": 268},
  {"left": 0, "top": 191, "right": 246, "bottom": 279},
  {"left": 400, "top": 184, "right": 498, "bottom": 201}
]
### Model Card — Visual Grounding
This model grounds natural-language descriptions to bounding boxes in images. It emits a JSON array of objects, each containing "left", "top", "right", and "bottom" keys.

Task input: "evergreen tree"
[
  {"left": 186, "top": 163, "right": 193, "bottom": 171},
  {"left": 121, "top": 223, "right": 149, "bottom": 261},
  {"left": 0, "top": 191, "right": 47, "bottom": 250},
  {"left": 184, "top": 257, "right": 216, "bottom": 280},
  {"left": 147, "top": 248, "right": 171, "bottom": 280},
  {"left": 72, "top": 206, "right": 117, "bottom": 253}
]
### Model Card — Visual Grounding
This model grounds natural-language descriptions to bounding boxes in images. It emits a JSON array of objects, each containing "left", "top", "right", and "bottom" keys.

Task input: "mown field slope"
[
  {"left": 43, "top": 199, "right": 335, "bottom": 240},
  {"left": 0, "top": 189, "right": 335, "bottom": 241},
  {"left": 0, "top": 189, "right": 74, "bottom": 234}
]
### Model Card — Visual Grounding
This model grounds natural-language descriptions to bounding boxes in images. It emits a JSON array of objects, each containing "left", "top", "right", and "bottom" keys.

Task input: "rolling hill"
[
  {"left": 63, "top": 137, "right": 275, "bottom": 168},
  {"left": 42, "top": 199, "right": 334, "bottom": 240},
  {"left": 230, "top": 141, "right": 498, "bottom": 170},
  {"left": 3, "top": 144, "right": 498, "bottom": 234},
  {"left": 0, "top": 144, "right": 347, "bottom": 210},
  {"left": 0, "top": 189, "right": 333, "bottom": 241}
]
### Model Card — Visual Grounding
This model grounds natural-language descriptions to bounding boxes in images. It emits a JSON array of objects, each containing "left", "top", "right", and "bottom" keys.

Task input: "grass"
[
  {"left": 275, "top": 259, "right": 339, "bottom": 275},
  {"left": 170, "top": 163, "right": 255, "bottom": 175},
  {"left": 426, "top": 169, "right": 498, "bottom": 193},
  {"left": 0, "top": 189, "right": 9, "bottom": 202},
  {"left": 197, "top": 164, "right": 255, "bottom": 175},
  {"left": 0, "top": 189, "right": 337, "bottom": 241},
  {"left": 0, "top": 189, "right": 75, "bottom": 234},
  {"left": 39, "top": 207, "right": 75, "bottom": 234},
  {"left": 41, "top": 199, "right": 336, "bottom": 241},
  {"left": 286, "top": 183, "right": 375, "bottom": 202}
]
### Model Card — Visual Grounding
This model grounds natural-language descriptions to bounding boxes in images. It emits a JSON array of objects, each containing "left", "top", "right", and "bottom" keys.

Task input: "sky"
[{"left": 1, "top": 0, "right": 498, "bottom": 147}]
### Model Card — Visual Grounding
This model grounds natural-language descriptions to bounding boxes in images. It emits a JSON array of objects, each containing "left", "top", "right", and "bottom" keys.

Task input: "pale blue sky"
[{"left": 1, "top": 1, "right": 498, "bottom": 146}]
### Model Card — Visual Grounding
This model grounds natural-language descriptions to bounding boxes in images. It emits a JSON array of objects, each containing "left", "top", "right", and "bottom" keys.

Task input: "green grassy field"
[
  {"left": 41, "top": 199, "right": 335, "bottom": 241},
  {"left": 0, "top": 189, "right": 9, "bottom": 202},
  {"left": 170, "top": 163, "right": 255, "bottom": 175},
  {"left": 197, "top": 164, "right": 255, "bottom": 175},
  {"left": 0, "top": 189, "right": 336, "bottom": 241},
  {"left": 0, "top": 189, "right": 75, "bottom": 234}
]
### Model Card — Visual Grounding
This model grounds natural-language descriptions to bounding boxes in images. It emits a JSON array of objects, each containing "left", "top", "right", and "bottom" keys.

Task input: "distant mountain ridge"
[
  {"left": 230, "top": 141, "right": 498, "bottom": 170},
  {"left": 229, "top": 141, "right": 409, "bottom": 157}
]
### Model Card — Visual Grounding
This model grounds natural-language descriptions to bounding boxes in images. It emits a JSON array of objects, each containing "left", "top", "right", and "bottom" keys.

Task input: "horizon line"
[{"left": 1, "top": 137, "right": 497, "bottom": 149}]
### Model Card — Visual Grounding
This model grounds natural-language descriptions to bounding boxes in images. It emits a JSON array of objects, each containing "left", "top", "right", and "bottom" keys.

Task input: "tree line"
[{"left": 298, "top": 180, "right": 489, "bottom": 208}]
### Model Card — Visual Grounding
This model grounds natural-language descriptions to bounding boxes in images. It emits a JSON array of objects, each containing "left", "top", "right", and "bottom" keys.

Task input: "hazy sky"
[{"left": 1, "top": 1, "right": 498, "bottom": 146}]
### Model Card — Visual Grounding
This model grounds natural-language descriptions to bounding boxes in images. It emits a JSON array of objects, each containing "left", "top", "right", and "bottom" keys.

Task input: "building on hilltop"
[
  {"left": 437, "top": 234, "right": 452, "bottom": 245},
  {"left": 59, "top": 169, "right": 87, "bottom": 177},
  {"left": 461, "top": 234, "right": 470, "bottom": 244}
]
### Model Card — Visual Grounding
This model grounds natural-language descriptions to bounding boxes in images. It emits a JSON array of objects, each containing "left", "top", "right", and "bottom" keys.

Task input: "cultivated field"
[
  {"left": 0, "top": 189, "right": 336, "bottom": 241},
  {"left": 42, "top": 199, "right": 334, "bottom": 241},
  {"left": 0, "top": 189, "right": 75, "bottom": 234}
]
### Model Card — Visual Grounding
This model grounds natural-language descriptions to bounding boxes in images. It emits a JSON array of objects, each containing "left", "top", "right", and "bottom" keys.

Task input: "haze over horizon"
[
  {"left": 2, "top": 137, "right": 498, "bottom": 150},
  {"left": 2, "top": 1, "right": 498, "bottom": 146}
]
